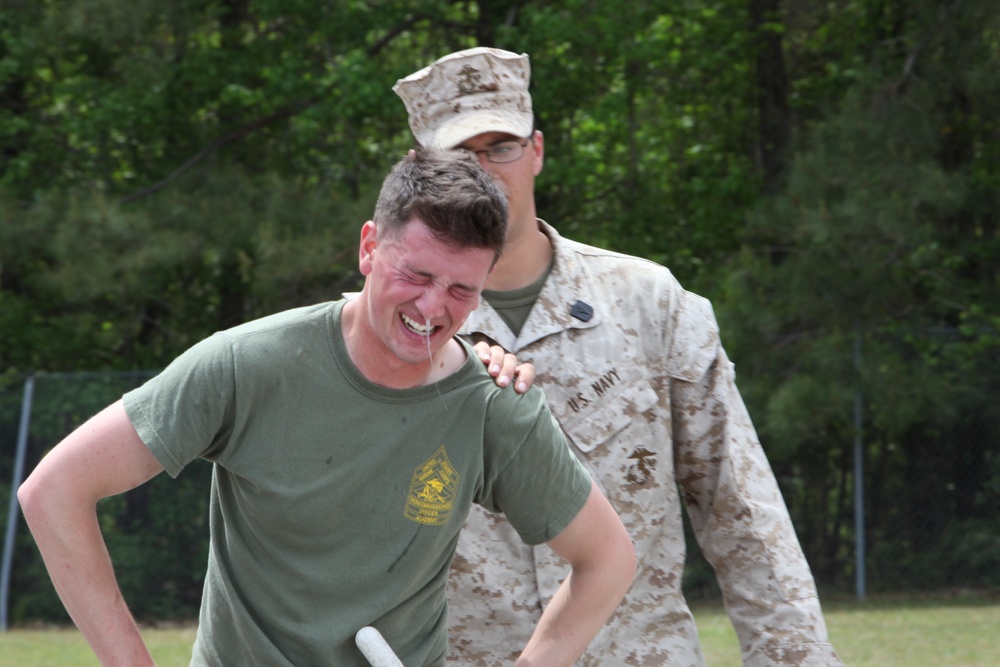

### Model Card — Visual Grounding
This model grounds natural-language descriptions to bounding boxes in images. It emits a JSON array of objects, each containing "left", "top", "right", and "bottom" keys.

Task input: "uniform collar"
[{"left": 461, "top": 220, "right": 601, "bottom": 351}]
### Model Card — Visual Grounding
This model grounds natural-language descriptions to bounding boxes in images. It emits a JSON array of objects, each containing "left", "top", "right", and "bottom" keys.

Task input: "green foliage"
[
  {"left": 719, "top": 0, "right": 1000, "bottom": 587},
  {"left": 1, "top": 168, "right": 367, "bottom": 373},
  {"left": 0, "top": 0, "right": 435, "bottom": 197},
  {"left": 506, "top": 0, "right": 759, "bottom": 284}
]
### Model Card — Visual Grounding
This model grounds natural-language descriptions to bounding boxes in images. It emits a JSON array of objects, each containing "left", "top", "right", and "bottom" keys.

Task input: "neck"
[{"left": 486, "top": 217, "right": 553, "bottom": 291}]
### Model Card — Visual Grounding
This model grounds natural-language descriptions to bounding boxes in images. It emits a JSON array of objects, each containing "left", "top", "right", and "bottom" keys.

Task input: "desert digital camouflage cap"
[{"left": 394, "top": 47, "right": 533, "bottom": 149}]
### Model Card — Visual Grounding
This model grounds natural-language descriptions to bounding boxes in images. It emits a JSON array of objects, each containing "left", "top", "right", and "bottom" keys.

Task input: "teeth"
[{"left": 401, "top": 313, "right": 433, "bottom": 335}]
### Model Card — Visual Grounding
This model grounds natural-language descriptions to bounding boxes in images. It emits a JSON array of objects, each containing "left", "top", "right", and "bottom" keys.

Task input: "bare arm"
[
  {"left": 17, "top": 399, "right": 165, "bottom": 667},
  {"left": 514, "top": 481, "right": 636, "bottom": 666}
]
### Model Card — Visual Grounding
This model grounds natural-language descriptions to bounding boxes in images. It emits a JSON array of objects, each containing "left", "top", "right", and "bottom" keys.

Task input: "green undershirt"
[{"left": 482, "top": 259, "right": 553, "bottom": 337}]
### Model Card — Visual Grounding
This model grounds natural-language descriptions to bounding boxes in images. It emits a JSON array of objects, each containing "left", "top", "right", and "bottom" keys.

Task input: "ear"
[
  {"left": 531, "top": 130, "right": 544, "bottom": 177},
  {"left": 358, "top": 221, "right": 378, "bottom": 276}
]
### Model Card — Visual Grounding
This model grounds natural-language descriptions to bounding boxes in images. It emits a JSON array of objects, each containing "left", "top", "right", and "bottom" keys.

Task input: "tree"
[{"left": 721, "top": 0, "right": 1000, "bottom": 587}]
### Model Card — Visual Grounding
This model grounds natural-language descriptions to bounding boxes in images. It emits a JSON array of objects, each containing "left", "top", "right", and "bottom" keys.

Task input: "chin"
[{"left": 393, "top": 339, "right": 439, "bottom": 365}]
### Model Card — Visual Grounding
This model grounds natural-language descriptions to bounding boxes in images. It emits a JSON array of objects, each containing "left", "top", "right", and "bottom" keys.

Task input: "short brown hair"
[{"left": 374, "top": 149, "right": 508, "bottom": 262}]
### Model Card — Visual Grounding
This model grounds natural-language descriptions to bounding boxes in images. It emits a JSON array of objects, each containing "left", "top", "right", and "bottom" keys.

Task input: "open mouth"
[{"left": 401, "top": 313, "right": 437, "bottom": 337}]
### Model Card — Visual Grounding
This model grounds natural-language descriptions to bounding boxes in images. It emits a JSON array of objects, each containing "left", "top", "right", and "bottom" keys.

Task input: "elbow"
[
  {"left": 618, "top": 530, "right": 638, "bottom": 593},
  {"left": 17, "top": 469, "right": 62, "bottom": 530},
  {"left": 596, "top": 497, "right": 637, "bottom": 594},
  {"left": 626, "top": 536, "right": 637, "bottom": 579},
  {"left": 17, "top": 473, "right": 44, "bottom": 526},
  {"left": 569, "top": 520, "right": 636, "bottom": 594},
  {"left": 593, "top": 515, "right": 636, "bottom": 597}
]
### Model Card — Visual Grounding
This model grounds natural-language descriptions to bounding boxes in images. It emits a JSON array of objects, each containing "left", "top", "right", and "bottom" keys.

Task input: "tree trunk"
[{"left": 749, "top": 0, "right": 790, "bottom": 195}]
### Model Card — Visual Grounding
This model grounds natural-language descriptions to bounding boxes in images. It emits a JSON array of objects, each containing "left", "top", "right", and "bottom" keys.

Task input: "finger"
[
  {"left": 494, "top": 351, "right": 523, "bottom": 388},
  {"left": 473, "top": 342, "right": 508, "bottom": 381},
  {"left": 472, "top": 341, "right": 500, "bottom": 375},
  {"left": 472, "top": 341, "right": 493, "bottom": 366},
  {"left": 513, "top": 362, "right": 536, "bottom": 394}
]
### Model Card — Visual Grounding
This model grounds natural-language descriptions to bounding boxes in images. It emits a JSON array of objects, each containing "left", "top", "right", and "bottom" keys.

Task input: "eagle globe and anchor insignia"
[{"left": 404, "top": 446, "right": 459, "bottom": 526}]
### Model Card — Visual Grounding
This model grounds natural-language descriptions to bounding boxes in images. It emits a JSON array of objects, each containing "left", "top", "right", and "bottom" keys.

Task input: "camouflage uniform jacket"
[{"left": 447, "top": 221, "right": 843, "bottom": 666}]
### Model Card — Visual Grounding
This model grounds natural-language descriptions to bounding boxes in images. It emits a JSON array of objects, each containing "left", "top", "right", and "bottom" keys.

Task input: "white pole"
[
  {"left": 853, "top": 331, "right": 866, "bottom": 600},
  {"left": 1, "top": 375, "right": 35, "bottom": 632},
  {"left": 356, "top": 626, "right": 404, "bottom": 667}
]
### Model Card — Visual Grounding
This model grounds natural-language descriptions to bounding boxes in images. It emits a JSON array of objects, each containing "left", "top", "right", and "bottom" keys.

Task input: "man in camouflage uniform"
[{"left": 394, "top": 48, "right": 844, "bottom": 666}]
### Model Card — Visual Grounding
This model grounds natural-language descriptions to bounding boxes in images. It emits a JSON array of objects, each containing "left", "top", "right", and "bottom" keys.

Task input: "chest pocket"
[{"left": 555, "top": 364, "right": 660, "bottom": 454}]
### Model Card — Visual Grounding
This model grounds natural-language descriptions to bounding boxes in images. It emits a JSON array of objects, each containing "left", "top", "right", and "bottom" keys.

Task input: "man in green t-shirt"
[{"left": 18, "top": 149, "right": 636, "bottom": 666}]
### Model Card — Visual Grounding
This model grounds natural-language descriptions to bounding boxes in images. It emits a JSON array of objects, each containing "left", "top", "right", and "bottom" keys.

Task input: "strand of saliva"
[{"left": 425, "top": 317, "right": 448, "bottom": 410}]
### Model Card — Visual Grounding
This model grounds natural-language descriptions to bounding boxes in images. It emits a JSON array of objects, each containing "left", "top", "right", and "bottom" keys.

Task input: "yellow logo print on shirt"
[{"left": 404, "top": 446, "right": 459, "bottom": 526}]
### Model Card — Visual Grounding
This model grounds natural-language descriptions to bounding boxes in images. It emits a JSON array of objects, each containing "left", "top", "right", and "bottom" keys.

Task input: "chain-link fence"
[
  {"left": 1, "top": 372, "right": 212, "bottom": 629},
  {"left": 3, "top": 367, "right": 999, "bottom": 627}
]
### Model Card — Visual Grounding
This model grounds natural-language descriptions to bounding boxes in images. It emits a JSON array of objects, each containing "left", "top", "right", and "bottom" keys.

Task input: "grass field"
[
  {"left": 1, "top": 594, "right": 998, "bottom": 666},
  {"left": 694, "top": 593, "right": 1000, "bottom": 666}
]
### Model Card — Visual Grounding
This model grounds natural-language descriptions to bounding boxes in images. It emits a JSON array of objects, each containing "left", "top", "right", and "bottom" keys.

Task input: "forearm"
[
  {"left": 514, "top": 560, "right": 631, "bottom": 666},
  {"left": 514, "top": 483, "right": 635, "bottom": 666},
  {"left": 17, "top": 401, "right": 163, "bottom": 666},
  {"left": 20, "top": 490, "right": 154, "bottom": 666}
]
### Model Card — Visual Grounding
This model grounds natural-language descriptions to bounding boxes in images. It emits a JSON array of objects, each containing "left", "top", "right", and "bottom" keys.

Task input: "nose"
[{"left": 414, "top": 285, "right": 447, "bottom": 320}]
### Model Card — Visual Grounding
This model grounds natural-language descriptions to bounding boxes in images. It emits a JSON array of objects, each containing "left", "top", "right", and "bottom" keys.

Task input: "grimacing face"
[{"left": 358, "top": 218, "right": 494, "bottom": 366}]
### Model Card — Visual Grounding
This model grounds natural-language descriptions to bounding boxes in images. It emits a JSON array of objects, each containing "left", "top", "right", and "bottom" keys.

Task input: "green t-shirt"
[{"left": 123, "top": 300, "right": 591, "bottom": 667}]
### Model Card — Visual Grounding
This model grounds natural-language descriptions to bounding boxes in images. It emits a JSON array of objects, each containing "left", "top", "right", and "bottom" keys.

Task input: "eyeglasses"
[{"left": 463, "top": 138, "right": 530, "bottom": 164}]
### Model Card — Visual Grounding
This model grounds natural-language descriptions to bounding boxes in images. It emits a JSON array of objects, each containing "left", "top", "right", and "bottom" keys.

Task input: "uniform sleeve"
[
  {"left": 123, "top": 333, "right": 237, "bottom": 478},
  {"left": 478, "top": 387, "right": 593, "bottom": 546},
  {"left": 670, "top": 293, "right": 844, "bottom": 667}
]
